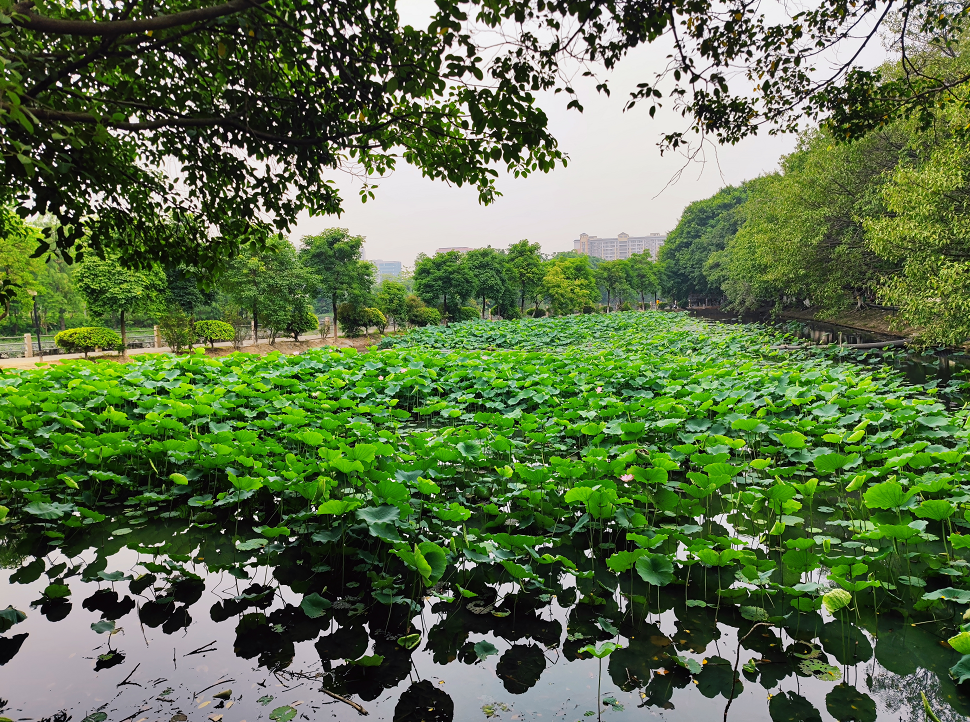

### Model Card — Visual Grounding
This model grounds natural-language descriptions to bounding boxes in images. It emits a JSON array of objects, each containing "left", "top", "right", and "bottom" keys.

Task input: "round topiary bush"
[
  {"left": 285, "top": 309, "right": 318, "bottom": 341},
  {"left": 409, "top": 306, "right": 442, "bottom": 327},
  {"left": 455, "top": 306, "right": 480, "bottom": 322},
  {"left": 194, "top": 320, "right": 235, "bottom": 348},
  {"left": 54, "top": 327, "right": 122, "bottom": 357},
  {"left": 364, "top": 307, "right": 387, "bottom": 333}
]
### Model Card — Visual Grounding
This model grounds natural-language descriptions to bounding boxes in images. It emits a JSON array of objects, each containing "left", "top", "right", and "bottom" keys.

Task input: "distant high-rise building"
[
  {"left": 573, "top": 232, "right": 666, "bottom": 260},
  {"left": 371, "top": 260, "right": 402, "bottom": 277},
  {"left": 435, "top": 246, "right": 473, "bottom": 254}
]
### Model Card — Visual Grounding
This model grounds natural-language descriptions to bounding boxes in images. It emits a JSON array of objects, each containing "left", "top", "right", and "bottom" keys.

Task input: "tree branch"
[{"left": 11, "top": 0, "right": 267, "bottom": 37}]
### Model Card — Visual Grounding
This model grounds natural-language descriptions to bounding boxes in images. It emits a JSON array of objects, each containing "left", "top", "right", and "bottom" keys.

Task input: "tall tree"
[
  {"left": 659, "top": 185, "right": 749, "bottom": 306},
  {"left": 413, "top": 251, "right": 476, "bottom": 320},
  {"left": 594, "top": 260, "right": 629, "bottom": 311},
  {"left": 626, "top": 252, "right": 660, "bottom": 309},
  {"left": 376, "top": 279, "right": 408, "bottom": 331},
  {"left": 74, "top": 254, "right": 166, "bottom": 351},
  {"left": 543, "top": 256, "right": 596, "bottom": 315},
  {"left": 0, "top": 210, "right": 41, "bottom": 322},
  {"left": 505, "top": 240, "right": 544, "bottom": 312},
  {"left": 222, "top": 239, "right": 316, "bottom": 344},
  {"left": 299, "top": 229, "right": 370, "bottom": 340},
  {"left": 465, "top": 247, "right": 509, "bottom": 318}
]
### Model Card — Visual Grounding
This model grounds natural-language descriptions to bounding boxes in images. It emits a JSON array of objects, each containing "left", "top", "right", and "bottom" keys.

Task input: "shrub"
[
  {"left": 581, "top": 304, "right": 596, "bottom": 314},
  {"left": 364, "top": 307, "right": 387, "bottom": 334},
  {"left": 336, "top": 303, "right": 367, "bottom": 336},
  {"left": 618, "top": 301, "right": 632, "bottom": 312},
  {"left": 409, "top": 306, "right": 441, "bottom": 327},
  {"left": 220, "top": 306, "right": 251, "bottom": 351},
  {"left": 54, "top": 327, "right": 122, "bottom": 357},
  {"left": 526, "top": 307, "right": 546, "bottom": 318},
  {"left": 285, "top": 309, "right": 318, "bottom": 341},
  {"left": 159, "top": 310, "right": 195, "bottom": 353},
  {"left": 455, "top": 306, "right": 480, "bottom": 322},
  {"left": 194, "top": 320, "right": 234, "bottom": 348}
]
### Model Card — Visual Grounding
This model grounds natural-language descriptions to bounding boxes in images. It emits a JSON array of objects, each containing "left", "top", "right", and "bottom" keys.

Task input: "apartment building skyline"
[{"left": 573, "top": 232, "right": 666, "bottom": 261}]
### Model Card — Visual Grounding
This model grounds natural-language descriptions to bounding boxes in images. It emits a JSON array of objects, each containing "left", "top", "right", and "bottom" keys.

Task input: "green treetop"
[{"left": 413, "top": 250, "right": 476, "bottom": 320}]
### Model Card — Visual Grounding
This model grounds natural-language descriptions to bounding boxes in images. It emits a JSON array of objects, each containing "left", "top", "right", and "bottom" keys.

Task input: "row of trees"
[
  {"left": 2, "top": 206, "right": 668, "bottom": 350},
  {"left": 412, "top": 242, "right": 662, "bottom": 319},
  {"left": 656, "top": 40, "right": 970, "bottom": 347}
]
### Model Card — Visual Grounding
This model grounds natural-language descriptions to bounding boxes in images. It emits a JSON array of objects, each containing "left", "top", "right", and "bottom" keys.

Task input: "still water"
[{"left": 2, "top": 519, "right": 968, "bottom": 722}]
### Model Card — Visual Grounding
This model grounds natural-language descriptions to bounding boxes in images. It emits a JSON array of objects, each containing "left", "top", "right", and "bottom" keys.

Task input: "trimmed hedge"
[
  {"left": 54, "top": 327, "right": 122, "bottom": 355},
  {"left": 284, "top": 310, "right": 318, "bottom": 341},
  {"left": 409, "top": 307, "right": 441, "bottom": 327},
  {"left": 455, "top": 306, "right": 480, "bottom": 322},
  {"left": 194, "top": 320, "right": 235, "bottom": 347}
]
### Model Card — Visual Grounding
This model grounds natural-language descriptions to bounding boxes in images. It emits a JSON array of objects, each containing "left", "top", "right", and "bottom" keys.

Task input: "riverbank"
[
  {"left": 0, "top": 332, "right": 385, "bottom": 369},
  {"left": 686, "top": 306, "right": 911, "bottom": 339}
]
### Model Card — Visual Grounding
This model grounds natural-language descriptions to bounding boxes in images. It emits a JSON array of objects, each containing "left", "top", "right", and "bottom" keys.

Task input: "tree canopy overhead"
[{"left": 5, "top": 0, "right": 969, "bottom": 268}]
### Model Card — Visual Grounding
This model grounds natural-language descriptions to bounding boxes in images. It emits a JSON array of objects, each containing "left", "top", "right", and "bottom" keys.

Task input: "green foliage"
[
  {"left": 222, "top": 238, "right": 316, "bottom": 344},
  {"left": 660, "top": 184, "right": 749, "bottom": 305},
  {"left": 53, "top": 326, "right": 122, "bottom": 355},
  {"left": 5, "top": 310, "right": 970, "bottom": 722},
  {"left": 455, "top": 307, "right": 480, "bottom": 322},
  {"left": 285, "top": 310, "right": 319, "bottom": 341},
  {"left": 299, "top": 230, "right": 371, "bottom": 337},
  {"left": 159, "top": 309, "right": 195, "bottom": 353},
  {"left": 414, "top": 251, "right": 476, "bottom": 318},
  {"left": 73, "top": 253, "right": 166, "bottom": 347},
  {"left": 194, "top": 320, "right": 235, "bottom": 348},
  {"left": 505, "top": 240, "right": 544, "bottom": 312},
  {"left": 408, "top": 306, "right": 442, "bottom": 327},
  {"left": 376, "top": 280, "right": 409, "bottom": 331},
  {"left": 543, "top": 256, "right": 596, "bottom": 315}
]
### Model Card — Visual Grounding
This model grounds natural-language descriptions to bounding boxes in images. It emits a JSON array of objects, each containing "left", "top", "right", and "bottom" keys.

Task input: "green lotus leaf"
[
  {"left": 863, "top": 480, "right": 915, "bottom": 510},
  {"left": 269, "top": 706, "right": 297, "bottom": 722},
  {"left": 300, "top": 593, "right": 332, "bottom": 619},
  {"left": 635, "top": 553, "right": 675, "bottom": 587},
  {"left": 822, "top": 589, "right": 852, "bottom": 614},
  {"left": 474, "top": 640, "right": 499, "bottom": 661}
]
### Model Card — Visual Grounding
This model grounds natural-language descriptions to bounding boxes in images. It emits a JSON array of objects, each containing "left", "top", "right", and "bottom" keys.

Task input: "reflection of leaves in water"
[
  {"left": 0, "top": 633, "right": 28, "bottom": 666},
  {"left": 825, "top": 684, "right": 877, "bottom": 722},
  {"left": 82, "top": 590, "right": 135, "bottom": 621},
  {"left": 496, "top": 644, "right": 546, "bottom": 695},
  {"left": 93, "top": 650, "right": 125, "bottom": 671},
  {"left": 696, "top": 656, "right": 739, "bottom": 699},
  {"left": 607, "top": 625, "right": 671, "bottom": 690},
  {"left": 641, "top": 668, "right": 691, "bottom": 709},
  {"left": 315, "top": 624, "right": 369, "bottom": 661},
  {"left": 393, "top": 680, "right": 454, "bottom": 722},
  {"left": 769, "top": 691, "right": 823, "bottom": 722},
  {"left": 39, "top": 599, "right": 72, "bottom": 623},
  {"left": 819, "top": 621, "right": 872, "bottom": 667},
  {"left": 161, "top": 606, "right": 192, "bottom": 635}
]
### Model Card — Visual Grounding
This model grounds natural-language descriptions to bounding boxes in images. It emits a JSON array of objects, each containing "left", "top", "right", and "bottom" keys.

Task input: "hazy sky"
[{"left": 288, "top": 3, "right": 882, "bottom": 266}]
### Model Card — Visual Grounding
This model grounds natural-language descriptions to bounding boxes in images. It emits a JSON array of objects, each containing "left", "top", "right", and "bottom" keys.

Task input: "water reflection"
[{"left": 1, "top": 522, "right": 969, "bottom": 722}]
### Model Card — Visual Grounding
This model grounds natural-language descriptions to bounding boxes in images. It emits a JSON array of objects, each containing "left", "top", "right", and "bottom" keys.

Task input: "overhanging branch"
[{"left": 10, "top": 0, "right": 267, "bottom": 37}]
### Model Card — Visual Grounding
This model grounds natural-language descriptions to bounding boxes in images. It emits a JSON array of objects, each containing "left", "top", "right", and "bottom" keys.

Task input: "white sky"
[{"left": 288, "top": 1, "right": 884, "bottom": 266}]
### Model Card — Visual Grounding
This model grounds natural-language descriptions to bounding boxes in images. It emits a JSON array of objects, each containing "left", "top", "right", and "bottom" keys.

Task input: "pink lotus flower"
[
  {"left": 596, "top": 386, "right": 603, "bottom": 393},
  {"left": 620, "top": 473, "right": 634, "bottom": 482}
]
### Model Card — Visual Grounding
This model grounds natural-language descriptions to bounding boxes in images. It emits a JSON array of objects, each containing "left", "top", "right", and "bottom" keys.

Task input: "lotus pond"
[{"left": 3, "top": 312, "right": 970, "bottom": 722}]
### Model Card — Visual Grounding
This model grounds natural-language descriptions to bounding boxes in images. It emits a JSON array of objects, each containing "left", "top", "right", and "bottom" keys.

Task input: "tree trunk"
[
  {"left": 332, "top": 294, "right": 338, "bottom": 341},
  {"left": 482, "top": 296, "right": 486, "bottom": 319},
  {"left": 120, "top": 309, "right": 127, "bottom": 357},
  {"left": 253, "top": 304, "right": 259, "bottom": 346}
]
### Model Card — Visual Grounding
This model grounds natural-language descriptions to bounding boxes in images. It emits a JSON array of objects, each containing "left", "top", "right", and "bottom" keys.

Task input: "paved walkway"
[{"left": 0, "top": 332, "right": 347, "bottom": 369}]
